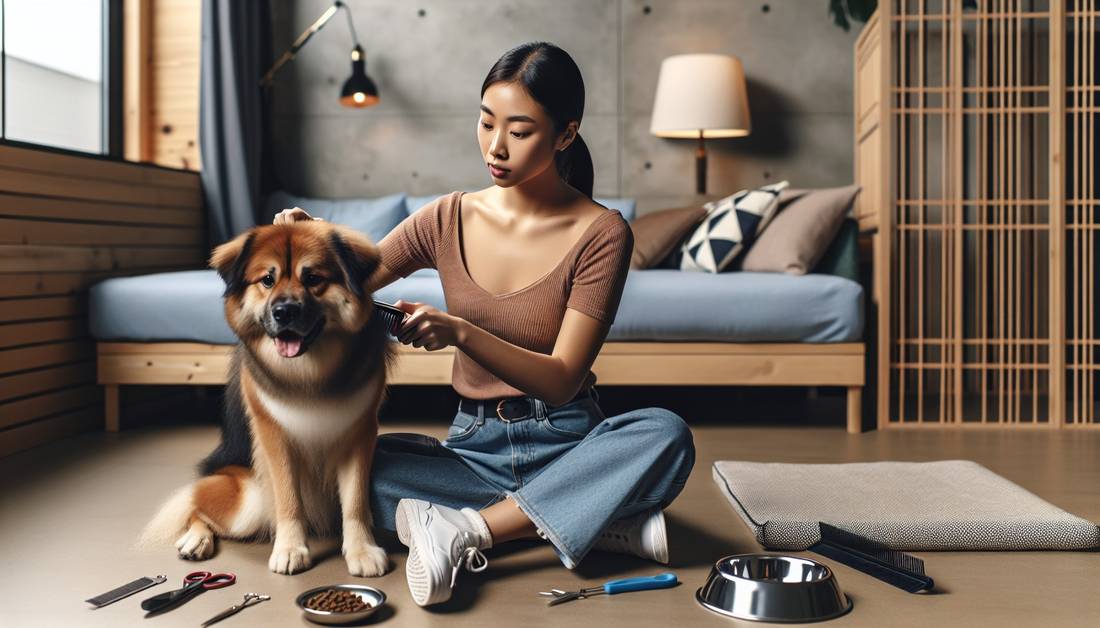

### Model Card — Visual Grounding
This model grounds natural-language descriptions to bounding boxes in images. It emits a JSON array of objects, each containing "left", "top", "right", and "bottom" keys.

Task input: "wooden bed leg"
[
  {"left": 846, "top": 386, "right": 862, "bottom": 434},
  {"left": 105, "top": 385, "right": 120, "bottom": 432}
]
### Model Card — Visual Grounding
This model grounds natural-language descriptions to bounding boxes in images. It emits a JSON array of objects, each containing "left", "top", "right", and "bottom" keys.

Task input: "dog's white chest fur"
[{"left": 255, "top": 385, "right": 374, "bottom": 444}]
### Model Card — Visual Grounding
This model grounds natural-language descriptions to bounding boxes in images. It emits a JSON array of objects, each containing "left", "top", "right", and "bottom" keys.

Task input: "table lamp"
[{"left": 650, "top": 53, "right": 751, "bottom": 194}]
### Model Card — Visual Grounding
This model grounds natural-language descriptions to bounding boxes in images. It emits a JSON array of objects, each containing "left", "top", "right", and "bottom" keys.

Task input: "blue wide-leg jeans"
[{"left": 368, "top": 387, "right": 696, "bottom": 569}]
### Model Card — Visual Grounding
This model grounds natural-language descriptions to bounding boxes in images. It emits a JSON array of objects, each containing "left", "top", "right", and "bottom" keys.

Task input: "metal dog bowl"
[
  {"left": 696, "top": 554, "right": 852, "bottom": 623},
  {"left": 296, "top": 584, "right": 386, "bottom": 625}
]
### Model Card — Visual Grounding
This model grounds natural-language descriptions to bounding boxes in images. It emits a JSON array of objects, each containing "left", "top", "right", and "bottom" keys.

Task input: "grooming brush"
[
  {"left": 85, "top": 574, "right": 168, "bottom": 607},
  {"left": 372, "top": 299, "right": 408, "bottom": 334},
  {"left": 808, "top": 522, "right": 935, "bottom": 593}
]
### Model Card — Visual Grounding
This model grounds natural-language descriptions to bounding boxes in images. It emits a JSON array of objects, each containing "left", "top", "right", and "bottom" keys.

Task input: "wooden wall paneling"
[{"left": 0, "top": 145, "right": 204, "bottom": 458}]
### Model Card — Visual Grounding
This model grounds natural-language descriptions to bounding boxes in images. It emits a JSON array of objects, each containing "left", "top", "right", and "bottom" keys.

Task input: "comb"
[
  {"left": 85, "top": 574, "right": 167, "bottom": 608},
  {"left": 808, "top": 523, "right": 935, "bottom": 593},
  {"left": 373, "top": 299, "right": 408, "bottom": 334}
]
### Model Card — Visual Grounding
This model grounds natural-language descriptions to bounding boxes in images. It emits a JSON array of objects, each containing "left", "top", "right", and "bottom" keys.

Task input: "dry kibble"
[{"left": 305, "top": 589, "right": 372, "bottom": 613}]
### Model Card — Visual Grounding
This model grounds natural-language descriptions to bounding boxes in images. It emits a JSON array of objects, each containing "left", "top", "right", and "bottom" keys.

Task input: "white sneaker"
[
  {"left": 592, "top": 508, "right": 669, "bottom": 565},
  {"left": 394, "top": 499, "right": 491, "bottom": 606}
]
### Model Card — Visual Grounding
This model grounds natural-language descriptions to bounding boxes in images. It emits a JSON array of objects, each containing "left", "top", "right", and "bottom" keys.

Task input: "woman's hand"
[
  {"left": 393, "top": 300, "right": 466, "bottom": 351},
  {"left": 273, "top": 206, "right": 324, "bottom": 225}
]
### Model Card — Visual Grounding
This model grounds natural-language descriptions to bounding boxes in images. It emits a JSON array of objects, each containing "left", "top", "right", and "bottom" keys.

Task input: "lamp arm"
[{"left": 260, "top": 1, "right": 355, "bottom": 87}]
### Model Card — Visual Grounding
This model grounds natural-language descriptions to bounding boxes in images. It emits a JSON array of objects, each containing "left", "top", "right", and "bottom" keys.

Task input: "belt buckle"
[{"left": 495, "top": 398, "right": 530, "bottom": 423}]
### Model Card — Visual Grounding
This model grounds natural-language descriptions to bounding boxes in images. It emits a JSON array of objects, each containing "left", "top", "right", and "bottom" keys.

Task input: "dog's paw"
[
  {"left": 343, "top": 543, "right": 388, "bottom": 577},
  {"left": 269, "top": 543, "right": 312, "bottom": 575},
  {"left": 175, "top": 528, "right": 214, "bottom": 560}
]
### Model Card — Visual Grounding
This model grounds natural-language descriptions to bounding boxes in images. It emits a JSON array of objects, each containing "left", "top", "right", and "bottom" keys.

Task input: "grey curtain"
[{"left": 200, "top": 0, "right": 275, "bottom": 245}]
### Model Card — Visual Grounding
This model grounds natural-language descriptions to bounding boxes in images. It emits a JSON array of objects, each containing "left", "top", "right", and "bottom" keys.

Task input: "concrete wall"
[
  {"left": 5, "top": 57, "right": 101, "bottom": 154},
  {"left": 270, "top": 0, "right": 860, "bottom": 215}
]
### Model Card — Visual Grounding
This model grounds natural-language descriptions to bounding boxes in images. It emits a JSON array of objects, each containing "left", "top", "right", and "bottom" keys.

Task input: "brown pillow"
[
  {"left": 739, "top": 184, "right": 861, "bottom": 275},
  {"left": 629, "top": 206, "right": 708, "bottom": 269}
]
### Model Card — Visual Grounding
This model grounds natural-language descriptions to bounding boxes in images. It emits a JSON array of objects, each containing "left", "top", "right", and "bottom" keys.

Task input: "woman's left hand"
[{"left": 393, "top": 300, "right": 465, "bottom": 351}]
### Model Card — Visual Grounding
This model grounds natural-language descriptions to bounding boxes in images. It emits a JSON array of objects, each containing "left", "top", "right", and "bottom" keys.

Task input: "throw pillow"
[
  {"left": 266, "top": 190, "right": 408, "bottom": 244},
  {"left": 673, "top": 180, "right": 789, "bottom": 273},
  {"left": 740, "top": 184, "right": 862, "bottom": 275},
  {"left": 629, "top": 205, "right": 708, "bottom": 269}
]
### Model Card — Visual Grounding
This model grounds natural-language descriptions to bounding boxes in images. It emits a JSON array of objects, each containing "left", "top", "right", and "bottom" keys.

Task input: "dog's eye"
[
  {"left": 303, "top": 273, "right": 324, "bottom": 287},
  {"left": 260, "top": 274, "right": 275, "bottom": 288}
]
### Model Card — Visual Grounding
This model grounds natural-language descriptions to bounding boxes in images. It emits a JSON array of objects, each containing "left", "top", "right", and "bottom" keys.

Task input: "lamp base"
[{"left": 695, "top": 134, "right": 707, "bottom": 195}]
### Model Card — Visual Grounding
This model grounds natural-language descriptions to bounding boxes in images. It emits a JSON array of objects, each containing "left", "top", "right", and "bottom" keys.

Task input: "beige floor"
[{"left": 2, "top": 421, "right": 1098, "bottom": 628}]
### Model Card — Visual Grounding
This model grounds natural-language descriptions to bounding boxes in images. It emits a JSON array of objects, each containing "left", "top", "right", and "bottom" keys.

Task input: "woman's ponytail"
[{"left": 555, "top": 133, "right": 594, "bottom": 199}]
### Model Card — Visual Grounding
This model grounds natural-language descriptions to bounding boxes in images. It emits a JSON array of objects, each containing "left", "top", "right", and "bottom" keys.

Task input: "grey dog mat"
[{"left": 712, "top": 459, "right": 1100, "bottom": 551}]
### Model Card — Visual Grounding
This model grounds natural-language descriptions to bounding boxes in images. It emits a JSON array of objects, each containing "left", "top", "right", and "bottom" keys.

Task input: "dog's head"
[{"left": 209, "top": 221, "right": 380, "bottom": 361}]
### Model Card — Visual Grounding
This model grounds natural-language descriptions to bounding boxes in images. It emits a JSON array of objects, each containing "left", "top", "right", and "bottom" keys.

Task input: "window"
[{"left": 0, "top": 0, "right": 121, "bottom": 156}]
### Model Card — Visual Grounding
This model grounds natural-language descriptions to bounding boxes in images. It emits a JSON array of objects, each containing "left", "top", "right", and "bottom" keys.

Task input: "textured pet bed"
[{"left": 712, "top": 460, "right": 1100, "bottom": 551}]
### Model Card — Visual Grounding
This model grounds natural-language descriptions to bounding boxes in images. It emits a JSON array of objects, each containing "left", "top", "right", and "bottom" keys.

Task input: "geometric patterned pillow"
[{"left": 676, "top": 180, "right": 790, "bottom": 272}]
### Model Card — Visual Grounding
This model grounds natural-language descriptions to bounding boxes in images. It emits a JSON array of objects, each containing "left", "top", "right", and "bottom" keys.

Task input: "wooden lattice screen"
[{"left": 855, "top": 1, "right": 1099, "bottom": 428}]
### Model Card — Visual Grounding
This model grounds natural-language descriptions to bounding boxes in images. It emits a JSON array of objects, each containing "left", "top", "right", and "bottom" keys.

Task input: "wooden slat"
[
  {"left": 0, "top": 267, "right": 202, "bottom": 298},
  {"left": 0, "top": 145, "right": 196, "bottom": 189},
  {"left": 0, "top": 168, "right": 202, "bottom": 210},
  {"left": 0, "top": 385, "right": 101, "bottom": 430},
  {"left": 0, "top": 319, "right": 85, "bottom": 349},
  {"left": 0, "top": 362, "right": 96, "bottom": 402},
  {"left": 0, "top": 297, "right": 82, "bottom": 323},
  {"left": 0, "top": 244, "right": 204, "bottom": 272},
  {"left": 0, "top": 218, "right": 202, "bottom": 247},
  {"left": 0, "top": 341, "right": 95, "bottom": 375},
  {"left": 0, "top": 406, "right": 100, "bottom": 458},
  {"left": 124, "top": 0, "right": 153, "bottom": 163},
  {"left": 0, "top": 193, "right": 203, "bottom": 227},
  {"left": 97, "top": 353, "right": 231, "bottom": 385}
]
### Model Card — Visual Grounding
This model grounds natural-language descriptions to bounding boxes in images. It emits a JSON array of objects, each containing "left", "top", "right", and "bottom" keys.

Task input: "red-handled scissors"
[{"left": 140, "top": 571, "right": 236, "bottom": 614}]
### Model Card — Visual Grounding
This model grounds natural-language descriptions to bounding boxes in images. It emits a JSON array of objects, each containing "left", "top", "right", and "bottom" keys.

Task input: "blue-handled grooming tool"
[
  {"left": 540, "top": 572, "right": 678, "bottom": 606},
  {"left": 373, "top": 299, "right": 408, "bottom": 334}
]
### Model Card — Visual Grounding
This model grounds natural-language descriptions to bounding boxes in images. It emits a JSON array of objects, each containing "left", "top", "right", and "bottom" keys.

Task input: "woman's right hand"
[{"left": 273, "top": 206, "right": 323, "bottom": 225}]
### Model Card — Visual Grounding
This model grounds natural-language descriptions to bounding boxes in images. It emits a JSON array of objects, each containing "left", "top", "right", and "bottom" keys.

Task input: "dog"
[{"left": 136, "top": 220, "right": 398, "bottom": 576}]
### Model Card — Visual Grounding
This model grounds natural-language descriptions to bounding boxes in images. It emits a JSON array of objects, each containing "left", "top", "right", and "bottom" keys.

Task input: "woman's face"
[{"left": 477, "top": 81, "right": 577, "bottom": 187}]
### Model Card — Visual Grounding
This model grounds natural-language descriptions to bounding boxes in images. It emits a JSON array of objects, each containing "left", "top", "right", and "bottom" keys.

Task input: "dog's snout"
[{"left": 272, "top": 301, "right": 302, "bottom": 325}]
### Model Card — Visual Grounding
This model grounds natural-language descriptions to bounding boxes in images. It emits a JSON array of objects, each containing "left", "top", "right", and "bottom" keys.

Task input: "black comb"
[
  {"left": 373, "top": 299, "right": 408, "bottom": 334},
  {"left": 809, "top": 522, "right": 935, "bottom": 593}
]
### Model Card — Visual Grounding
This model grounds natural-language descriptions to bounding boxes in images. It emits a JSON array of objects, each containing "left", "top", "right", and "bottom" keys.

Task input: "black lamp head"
[{"left": 340, "top": 45, "right": 379, "bottom": 108}]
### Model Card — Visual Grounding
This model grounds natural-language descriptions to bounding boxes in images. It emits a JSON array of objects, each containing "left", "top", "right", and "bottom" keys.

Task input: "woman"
[{"left": 275, "top": 41, "right": 694, "bottom": 607}]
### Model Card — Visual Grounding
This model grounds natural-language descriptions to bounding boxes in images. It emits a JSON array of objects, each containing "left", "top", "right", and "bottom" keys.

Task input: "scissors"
[
  {"left": 539, "top": 572, "right": 678, "bottom": 606},
  {"left": 201, "top": 592, "right": 271, "bottom": 626},
  {"left": 140, "top": 571, "right": 236, "bottom": 614}
]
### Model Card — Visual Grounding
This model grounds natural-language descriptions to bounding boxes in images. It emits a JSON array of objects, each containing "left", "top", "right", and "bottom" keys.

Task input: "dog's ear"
[
  {"left": 328, "top": 227, "right": 380, "bottom": 298},
  {"left": 209, "top": 230, "right": 256, "bottom": 297}
]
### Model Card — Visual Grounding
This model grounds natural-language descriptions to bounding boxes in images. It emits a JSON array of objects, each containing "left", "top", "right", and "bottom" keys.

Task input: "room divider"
[{"left": 855, "top": 1, "right": 1098, "bottom": 428}]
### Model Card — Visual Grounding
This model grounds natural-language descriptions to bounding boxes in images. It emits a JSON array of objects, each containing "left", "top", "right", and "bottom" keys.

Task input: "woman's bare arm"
[{"left": 454, "top": 307, "right": 608, "bottom": 406}]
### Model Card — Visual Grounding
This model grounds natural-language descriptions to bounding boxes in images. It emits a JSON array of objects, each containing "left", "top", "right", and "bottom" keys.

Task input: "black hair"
[{"left": 481, "top": 42, "right": 594, "bottom": 199}]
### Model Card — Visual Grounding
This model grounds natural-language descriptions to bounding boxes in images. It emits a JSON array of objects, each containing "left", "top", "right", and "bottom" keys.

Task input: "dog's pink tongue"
[{"left": 275, "top": 336, "right": 302, "bottom": 358}]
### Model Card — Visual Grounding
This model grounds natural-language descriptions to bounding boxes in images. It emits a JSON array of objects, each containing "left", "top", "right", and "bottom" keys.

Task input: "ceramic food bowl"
[{"left": 696, "top": 553, "right": 852, "bottom": 623}]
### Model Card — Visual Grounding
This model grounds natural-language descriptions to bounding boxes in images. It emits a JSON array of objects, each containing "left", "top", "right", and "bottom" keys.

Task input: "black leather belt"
[{"left": 459, "top": 387, "right": 593, "bottom": 422}]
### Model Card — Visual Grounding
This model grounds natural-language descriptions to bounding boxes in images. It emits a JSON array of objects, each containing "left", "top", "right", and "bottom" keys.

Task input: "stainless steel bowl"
[
  {"left": 696, "top": 554, "right": 852, "bottom": 623},
  {"left": 296, "top": 584, "right": 386, "bottom": 625}
]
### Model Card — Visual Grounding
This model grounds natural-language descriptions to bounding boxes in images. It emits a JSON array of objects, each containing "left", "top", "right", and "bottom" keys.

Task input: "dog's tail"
[{"left": 133, "top": 483, "right": 194, "bottom": 551}]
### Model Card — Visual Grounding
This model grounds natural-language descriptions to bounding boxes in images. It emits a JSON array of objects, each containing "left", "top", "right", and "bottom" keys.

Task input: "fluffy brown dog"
[{"left": 137, "top": 221, "right": 397, "bottom": 576}]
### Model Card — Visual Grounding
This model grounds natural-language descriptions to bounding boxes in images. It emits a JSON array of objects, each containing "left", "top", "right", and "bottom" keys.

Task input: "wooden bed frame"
[{"left": 97, "top": 341, "right": 866, "bottom": 433}]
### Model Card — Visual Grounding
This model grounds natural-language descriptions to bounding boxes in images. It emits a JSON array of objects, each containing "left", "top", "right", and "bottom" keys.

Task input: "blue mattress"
[{"left": 89, "top": 269, "right": 862, "bottom": 345}]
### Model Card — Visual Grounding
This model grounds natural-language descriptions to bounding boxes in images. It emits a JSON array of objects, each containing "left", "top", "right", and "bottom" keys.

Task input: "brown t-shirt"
[{"left": 377, "top": 190, "right": 633, "bottom": 400}]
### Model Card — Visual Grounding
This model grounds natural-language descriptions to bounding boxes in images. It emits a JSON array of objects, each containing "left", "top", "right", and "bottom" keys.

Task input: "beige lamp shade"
[{"left": 650, "top": 53, "right": 751, "bottom": 138}]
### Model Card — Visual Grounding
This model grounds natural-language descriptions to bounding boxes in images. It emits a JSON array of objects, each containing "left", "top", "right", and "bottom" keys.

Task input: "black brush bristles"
[
  {"left": 372, "top": 299, "right": 407, "bottom": 335},
  {"left": 809, "top": 522, "right": 935, "bottom": 593}
]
